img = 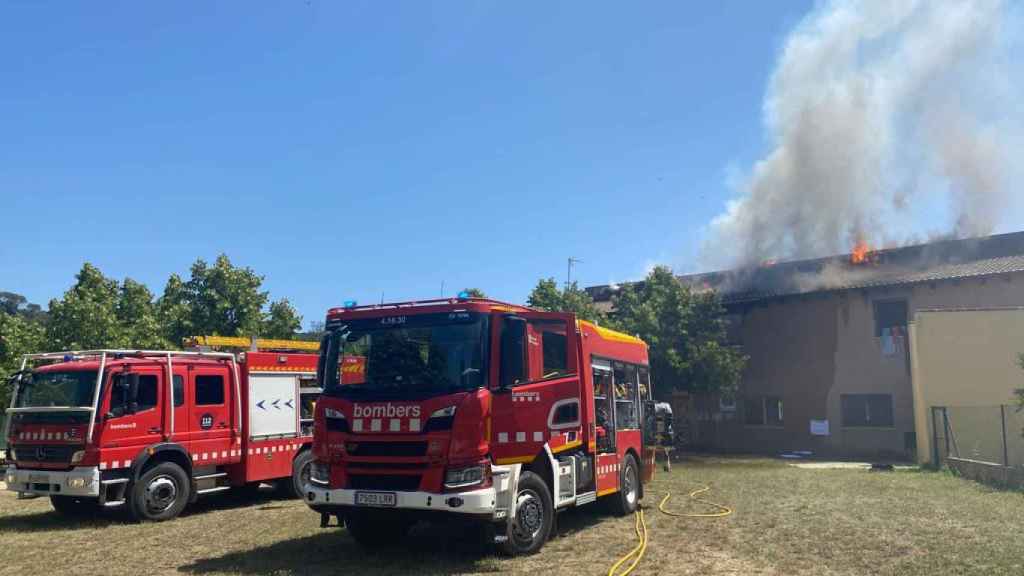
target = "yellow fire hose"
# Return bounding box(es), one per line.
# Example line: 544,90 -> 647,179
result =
658,483 -> 734,519
607,483 -> 733,576
607,508 -> 648,576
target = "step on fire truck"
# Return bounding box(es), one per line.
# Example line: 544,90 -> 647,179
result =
3,337 -> 324,521
304,298 -> 658,555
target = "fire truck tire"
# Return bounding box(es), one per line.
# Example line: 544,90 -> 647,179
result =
344,510 -> 413,547
278,449 -> 314,499
501,471 -> 554,556
610,454 -> 640,516
49,495 -> 99,517
129,461 -> 190,522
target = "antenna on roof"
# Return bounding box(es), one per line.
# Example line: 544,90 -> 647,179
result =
567,257 -> 583,290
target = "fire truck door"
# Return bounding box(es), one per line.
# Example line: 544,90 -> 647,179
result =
188,366 -> 234,464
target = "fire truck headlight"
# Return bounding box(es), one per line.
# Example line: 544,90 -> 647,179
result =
444,461 -> 490,490
70,450 -> 85,464
310,461 -> 330,485
67,477 -> 86,489
5,471 -> 16,484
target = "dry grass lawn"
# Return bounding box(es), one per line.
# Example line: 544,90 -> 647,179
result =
1,456 -> 1022,575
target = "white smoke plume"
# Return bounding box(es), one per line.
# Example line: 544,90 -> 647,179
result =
705,0 -> 1020,269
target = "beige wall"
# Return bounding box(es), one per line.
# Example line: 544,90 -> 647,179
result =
725,272 -> 1024,459
910,308 -> 1024,465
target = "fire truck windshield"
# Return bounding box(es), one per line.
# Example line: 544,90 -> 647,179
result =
14,371 -> 97,409
323,312 -> 489,399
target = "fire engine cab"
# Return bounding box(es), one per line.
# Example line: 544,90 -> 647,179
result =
4,339 -> 322,521
305,298 -> 656,555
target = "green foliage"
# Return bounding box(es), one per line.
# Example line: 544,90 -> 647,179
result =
526,278 -> 607,323
0,312 -> 45,408
46,264 -> 127,350
263,299 -> 303,339
610,266 -> 746,397
155,255 -> 305,344
461,288 -> 487,298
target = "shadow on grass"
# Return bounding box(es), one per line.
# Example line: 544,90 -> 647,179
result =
0,508 -> 122,533
182,505 -> 614,575
180,523 -> 506,575
0,487 -> 284,533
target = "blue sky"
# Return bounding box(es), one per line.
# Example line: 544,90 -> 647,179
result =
0,1 -> 816,327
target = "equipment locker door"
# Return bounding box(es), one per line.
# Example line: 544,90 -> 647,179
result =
188,365 -> 234,465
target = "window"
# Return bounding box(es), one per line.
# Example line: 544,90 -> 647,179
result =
528,319 -> 570,380
638,367 -> 651,401
549,399 -> 580,429
874,300 -> 908,336
745,396 -> 783,426
613,362 -> 638,430
109,374 -> 158,413
841,394 -> 894,427
173,375 -> 184,407
765,397 -> 783,426
592,363 -> 614,452
195,375 -> 225,406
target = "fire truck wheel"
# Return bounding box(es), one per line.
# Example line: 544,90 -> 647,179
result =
49,495 -> 99,517
501,471 -> 553,556
344,510 -> 413,547
129,461 -> 190,522
278,449 -> 313,499
610,454 -> 640,516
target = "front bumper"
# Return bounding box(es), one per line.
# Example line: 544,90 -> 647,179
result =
4,466 -> 101,498
304,483 -> 499,519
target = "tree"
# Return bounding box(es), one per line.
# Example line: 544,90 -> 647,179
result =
263,299 -> 303,339
46,263 -> 125,350
117,279 -> 169,349
461,288 -> 487,298
0,311 -> 45,408
610,266 -> 746,398
526,278 -> 607,323
158,255 -> 269,344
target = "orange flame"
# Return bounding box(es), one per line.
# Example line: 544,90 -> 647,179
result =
851,240 -> 872,265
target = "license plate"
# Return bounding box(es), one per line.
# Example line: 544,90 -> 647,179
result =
355,491 -> 397,507
28,474 -> 48,484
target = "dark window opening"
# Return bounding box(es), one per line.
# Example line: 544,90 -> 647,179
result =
173,375 -> 184,407
841,394 -> 894,427
195,375 -> 225,406
745,396 -> 783,426
874,300 -> 908,337
552,401 -> 579,425
110,374 -> 158,413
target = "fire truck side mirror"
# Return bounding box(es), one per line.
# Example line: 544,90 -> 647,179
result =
499,315 -> 527,390
126,374 -> 141,414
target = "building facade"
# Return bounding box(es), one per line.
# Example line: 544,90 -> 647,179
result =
589,232 -> 1024,460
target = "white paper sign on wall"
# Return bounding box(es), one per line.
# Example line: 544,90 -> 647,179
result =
810,419 -> 830,436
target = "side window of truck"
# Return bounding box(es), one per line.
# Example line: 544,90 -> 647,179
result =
173,375 -> 184,407
109,374 -> 159,413
195,375 -> 225,405
527,319 -> 570,380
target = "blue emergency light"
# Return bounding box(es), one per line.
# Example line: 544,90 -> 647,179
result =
343,300 -> 358,308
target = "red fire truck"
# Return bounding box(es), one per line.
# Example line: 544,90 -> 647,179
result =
3,340 -> 322,521
305,297 -> 656,555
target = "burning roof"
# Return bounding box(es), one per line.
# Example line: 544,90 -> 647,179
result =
588,231 -> 1024,306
